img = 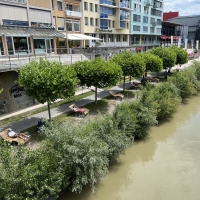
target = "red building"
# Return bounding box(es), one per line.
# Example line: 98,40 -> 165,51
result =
163,12 -> 179,21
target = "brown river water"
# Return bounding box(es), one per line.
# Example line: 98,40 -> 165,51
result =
59,94 -> 200,200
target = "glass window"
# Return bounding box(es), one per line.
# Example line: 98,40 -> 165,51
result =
133,14 -> 141,22
66,19 -> 72,31
74,20 -> 80,32
6,36 -> 14,55
90,18 -> 93,26
95,18 -> 98,26
95,4 -> 98,12
51,39 -> 54,52
84,2 -> 88,10
0,37 -> 4,56
34,39 -> 46,54
112,21 -> 115,28
143,16 -> 148,23
57,0 -> 62,10
90,3 -> 93,11
85,17 -> 88,25
66,4 -> 72,11
133,25 -> 140,31
13,37 -> 28,54
51,0 -> 54,9
143,26 -> 148,32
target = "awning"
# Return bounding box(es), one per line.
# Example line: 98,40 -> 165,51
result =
62,33 -> 102,40
0,26 -> 65,38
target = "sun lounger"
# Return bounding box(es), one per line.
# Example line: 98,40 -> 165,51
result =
131,82 -> 140,90
109,90 -> 124,100
69,103 -> 89,117
0,129 -> 30,145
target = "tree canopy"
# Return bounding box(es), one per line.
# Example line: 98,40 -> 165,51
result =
72,58 -> 122,103
149,47 -> 176,69
18,58 -> 79,119
142,52 -> 163,72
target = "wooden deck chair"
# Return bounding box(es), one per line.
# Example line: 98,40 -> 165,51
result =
69,103 -> 89,117
0,129 -> 30,145
109,90 -> 124,100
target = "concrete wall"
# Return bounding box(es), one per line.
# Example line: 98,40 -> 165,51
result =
0,71 -> 37,115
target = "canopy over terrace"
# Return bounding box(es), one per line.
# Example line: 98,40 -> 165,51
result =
62,33 -> 102,47
0,26 -> 65,56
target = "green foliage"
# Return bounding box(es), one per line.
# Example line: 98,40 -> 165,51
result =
72,58 -> 122,88
111,50 -> 145,77
192,61 -> 200,81
0,145 -> 64,200
168,71 -> 197,99
169,46 -> 188,66
149,47 -> 176,69
142,52 -> 163,72
42,120 -> 109,193
18,58 -> 79,104
154,82 -> 181,120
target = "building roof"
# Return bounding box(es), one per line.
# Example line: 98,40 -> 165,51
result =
162,21 -> 183,26
163,12 -> 179,21
0,26 -> 65,37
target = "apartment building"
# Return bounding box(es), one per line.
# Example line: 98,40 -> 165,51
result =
0,0 -> 64,56
0,0 -> 65,115
130,0 -> 163,48
82,0 -> 131,47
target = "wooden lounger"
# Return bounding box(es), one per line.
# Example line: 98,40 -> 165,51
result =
109,90 -> 124,100
0,129 -> 30,145
69,103 -> 89,117
131,82 -> 140,90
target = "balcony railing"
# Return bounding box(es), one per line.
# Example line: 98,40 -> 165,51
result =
65,10 -> 81,18
100,0 -> 117,7
0,0 -> 27,4
100,13 -> 109,19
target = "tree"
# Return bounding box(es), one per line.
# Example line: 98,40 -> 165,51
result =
149,47 -> 176,70
18,58 -> 79,120
72,58 -> 122,104
111,51 -> 145,90
0,88 -> 3,93
169,46 -> 188,70
142,52 -> 163,73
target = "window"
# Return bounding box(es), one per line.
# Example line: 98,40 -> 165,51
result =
66,4 -> 72,11
133,25 -> 140,31
34,39 -> 46,54
90,3 -> 93,11
95,4 -> 98,12
90,18 -> 93,26
0,37 -> 4,55
109,20 -> 111,28
143,26 -> 148,32
51,0 -> 54,9
143,16 -> 148,23
95,18 -> 98,26
133,14 -> 140,22
57,17 -> 64,30
57,0 -> 62,10
74,20 -> 80,32
112,21 -> 115,28
85,17 -> 88,25
84,2 -> 88,10
66,19 -> 72,31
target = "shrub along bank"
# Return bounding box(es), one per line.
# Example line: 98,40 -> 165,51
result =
1,61 -> 200,200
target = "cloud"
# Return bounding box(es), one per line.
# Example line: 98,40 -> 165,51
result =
163,0 -> 200,16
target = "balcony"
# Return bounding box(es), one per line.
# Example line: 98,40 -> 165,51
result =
120,2 -> 131,10
0,0 -> 27,4
100,13 -> 109,19
100,0 -> 118,8
145,1 -> 153,7
65,10 -> 81,18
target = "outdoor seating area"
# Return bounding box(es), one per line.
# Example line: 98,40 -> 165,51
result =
109,90 -> 124,100
131,82 -> 141,90
0,129 -> 30,145
69,103 -> 90,117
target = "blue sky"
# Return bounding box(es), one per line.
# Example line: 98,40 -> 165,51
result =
163,0 -> 200,16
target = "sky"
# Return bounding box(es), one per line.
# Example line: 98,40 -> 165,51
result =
163,0 -> 200,16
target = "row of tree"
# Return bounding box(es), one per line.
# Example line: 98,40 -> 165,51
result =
18,46 -> 188,120
1,61 -> 200,200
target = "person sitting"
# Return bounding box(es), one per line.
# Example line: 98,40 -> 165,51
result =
36,119 -> 43,132
73,106 -> 84,113
7,128 -> 29,140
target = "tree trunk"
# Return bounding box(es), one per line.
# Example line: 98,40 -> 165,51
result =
95,87 -> 97,104
123,76 -> 126,91
47,102 -> 51,120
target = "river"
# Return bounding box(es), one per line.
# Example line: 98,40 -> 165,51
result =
59,94 -> 200,200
